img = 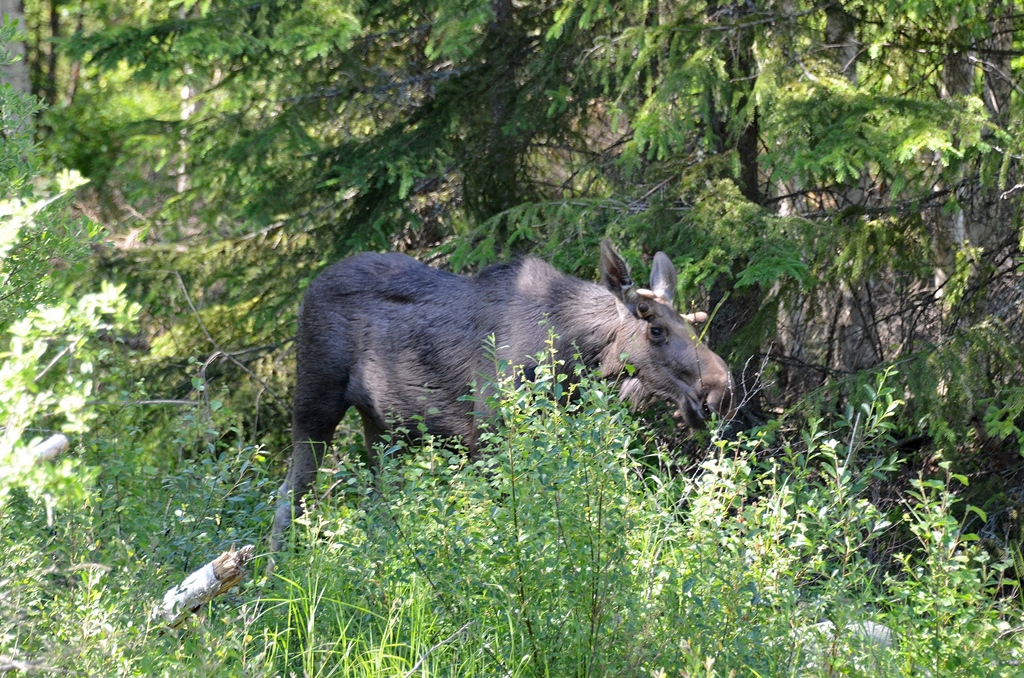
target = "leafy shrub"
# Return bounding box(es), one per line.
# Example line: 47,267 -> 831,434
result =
2,340 -> 1020,675
1,20 -> 139,513
261,355 -> 1022,676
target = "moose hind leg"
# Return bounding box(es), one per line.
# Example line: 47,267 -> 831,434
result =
270,388 -> 349,552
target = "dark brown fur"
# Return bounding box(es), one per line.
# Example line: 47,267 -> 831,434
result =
270,241 -> 733,549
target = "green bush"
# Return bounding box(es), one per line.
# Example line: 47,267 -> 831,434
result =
1,19 -> 138,516
261,356 -> 1022,677
2,342 -> 1020,675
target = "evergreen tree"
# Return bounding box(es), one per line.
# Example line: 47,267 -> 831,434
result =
23,0 -> 1024,484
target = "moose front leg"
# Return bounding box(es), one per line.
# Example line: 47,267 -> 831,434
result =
269,437 -> 330,553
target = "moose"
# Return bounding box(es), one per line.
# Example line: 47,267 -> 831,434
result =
270,240 -> 734,550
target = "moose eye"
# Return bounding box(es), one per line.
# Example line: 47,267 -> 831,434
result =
648,325 -> 665,340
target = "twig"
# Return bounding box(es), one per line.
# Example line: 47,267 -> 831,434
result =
172,271 -> 289,409
32,345 -> 73,384
997,625 -> 1024,640
1000,183 -> 1024,200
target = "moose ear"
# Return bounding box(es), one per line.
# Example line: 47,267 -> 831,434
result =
600,240 -> 639,306
649,252 -> 677,306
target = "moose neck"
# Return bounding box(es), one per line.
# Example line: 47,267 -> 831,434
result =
552,279 -> 639,377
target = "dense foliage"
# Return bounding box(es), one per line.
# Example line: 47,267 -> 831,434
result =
2,0 -> 1024,674
3,354 -> 1022,675
34,0 -> 1024,449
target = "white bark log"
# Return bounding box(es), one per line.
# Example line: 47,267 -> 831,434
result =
30,434 -> 69,463
158,544 -> 255,627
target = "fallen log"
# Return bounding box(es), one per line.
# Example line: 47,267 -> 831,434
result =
158,544 -> 255,628
30,434 -> 69,463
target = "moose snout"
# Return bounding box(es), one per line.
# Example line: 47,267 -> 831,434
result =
702,376 -> 736,423
680,377 -> 735,428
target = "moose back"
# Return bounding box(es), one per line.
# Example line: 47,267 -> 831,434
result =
270,240 -> 734,549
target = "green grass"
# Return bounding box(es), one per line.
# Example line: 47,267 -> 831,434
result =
2,360 -> 1022,676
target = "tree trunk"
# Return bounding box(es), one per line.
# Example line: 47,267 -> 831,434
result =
776,2 -> 882,383
931,16 -> 974,298
982,4 -> 1013,126
825,4 -> 858,85
43,0 -> 59,106
705,0 -> 761,204
825,3 -> 882,375
175,6 -> 202,195
463,0 -> 521,221
0,0 -> 31,95
64,8 -> 82,104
